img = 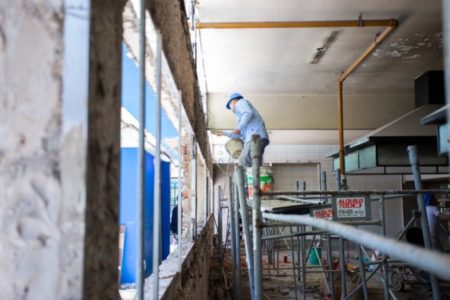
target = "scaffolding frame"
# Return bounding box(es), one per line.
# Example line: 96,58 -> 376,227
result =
229,135 -> 450,300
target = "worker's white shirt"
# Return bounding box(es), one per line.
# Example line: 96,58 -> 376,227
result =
426,205 -> 439,236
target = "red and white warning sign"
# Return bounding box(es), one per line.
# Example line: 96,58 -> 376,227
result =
311,207 -> 333,220
333,196 -> 370,220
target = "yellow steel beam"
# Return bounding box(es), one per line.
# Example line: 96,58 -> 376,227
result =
196,19 -> 398,29
337,21 -> 398,178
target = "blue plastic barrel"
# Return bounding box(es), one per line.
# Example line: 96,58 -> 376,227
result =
119,148 -> 171,284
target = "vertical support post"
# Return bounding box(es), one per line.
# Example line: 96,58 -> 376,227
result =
152,30 -> 163,300
407,145 -> 441,300
337,80 -> 345,178
236,167 -> 255,299
177,91 -> 183,273
218,186 -> 223,252
191,136 -> 197,240
136,1 -> 146,299
358,245 -> 369,300
334,169 -> 341,191
379,195 -> 389,300
444,0 -> 450,157
339,237 -> 347,298
251,135 -> 263,300
234,183 -> 242,300
290,227 -> 298,300
296,226 -> 301,284
229,177 -> 237,298
326,235 -> 335,300
301,226 -> 306,299
206,178 -> 210,222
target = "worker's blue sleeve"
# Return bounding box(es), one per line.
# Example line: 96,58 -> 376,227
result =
223,131 -> 241,139
235,100 -> 254,131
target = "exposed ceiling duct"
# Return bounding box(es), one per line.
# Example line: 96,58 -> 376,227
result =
329,105 -> 448,174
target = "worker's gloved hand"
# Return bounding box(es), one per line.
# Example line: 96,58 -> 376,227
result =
232,128 -> 241,135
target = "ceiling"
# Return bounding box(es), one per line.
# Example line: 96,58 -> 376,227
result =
196,0 -> 444,144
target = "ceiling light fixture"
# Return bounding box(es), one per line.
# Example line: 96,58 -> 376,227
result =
308,30 -> 340,64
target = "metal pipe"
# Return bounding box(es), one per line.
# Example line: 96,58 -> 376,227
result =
407,145 -> 441,300
251,135 -> 263,300
136,0 -> 146,298
337,80 -> 345,177
290,227 -> 298,300
379,195 -> 389,300
301,226 -> 306,299
235,167 -> 255,300
339,237 -> 347,298
218,186 -> 223,250
327,235 -> 336,300
263,212 -> 450,280
262,189 -> 450,196
191,137 -> 197,240
177,90 -> 183,273
229,177 -> 237,299
234,183 -> 241,300
337,22 -> 398,178
444,0 -> 450,163
340,25 -> 397,81
262,219 -> 381,228
151,30 -> 163,300
345,261 -> 381,300
358,245 -> 369,300
276,195 -> 324,204
196,19 -> 398,29
262,230 -> 327,240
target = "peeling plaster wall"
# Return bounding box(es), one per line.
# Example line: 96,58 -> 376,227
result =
82,0 -> 125,299
0,1 -> 65,299
147,0 -> 213,173
160,217 -> 214,300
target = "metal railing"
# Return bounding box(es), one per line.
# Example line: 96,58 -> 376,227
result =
230,135 -> 450,300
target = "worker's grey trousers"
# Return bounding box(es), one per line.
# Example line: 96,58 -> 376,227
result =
238,138 -> 270,167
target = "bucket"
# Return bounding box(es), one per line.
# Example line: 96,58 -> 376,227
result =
225,138 -> 244,159
247,167 -> 273,198
309,247 -> 322,266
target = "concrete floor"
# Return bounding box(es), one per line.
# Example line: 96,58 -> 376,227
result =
213,246 -> 450,300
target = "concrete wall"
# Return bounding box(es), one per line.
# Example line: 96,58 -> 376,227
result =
0,0 -> 126,298
147,0 -> 213,173
83,0 -> 125,298
0,1 -> 71,299
208,93 -> 415,130
160,217 -> 214,300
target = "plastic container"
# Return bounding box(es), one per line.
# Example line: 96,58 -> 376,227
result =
225,138 -> 244,159
247,167 -> 273,198
119,148 -> 171,285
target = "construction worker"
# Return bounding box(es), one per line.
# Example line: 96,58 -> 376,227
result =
215,92 -> 270,167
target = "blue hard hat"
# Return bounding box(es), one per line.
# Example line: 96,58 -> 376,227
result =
226,92 -> 243,110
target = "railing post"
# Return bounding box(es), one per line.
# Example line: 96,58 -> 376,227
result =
234,182 -> 242,300
379,195 -> 389,299
407,145 -> 441,300
151,30 -> 163,300
235,167 -> 255,299
251,135 -> 263,300
136,0 -> 146,299
229,177 -> 237,299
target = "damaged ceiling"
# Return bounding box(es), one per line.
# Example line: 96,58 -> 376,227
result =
196,0 -> 444,144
